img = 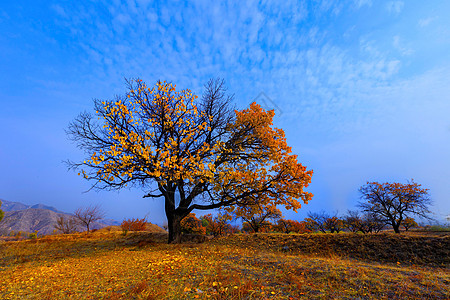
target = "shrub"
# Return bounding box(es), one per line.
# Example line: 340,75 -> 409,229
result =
28,231 -> 38,239
121,217 -> 148,235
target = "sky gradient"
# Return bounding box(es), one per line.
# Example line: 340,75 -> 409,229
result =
1,1 -> 449,225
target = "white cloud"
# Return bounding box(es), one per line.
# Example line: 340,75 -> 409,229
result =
354,0 -> 372,8
418,16 -> 438,27
386,1 -> 404,14
393,35 -> 413,55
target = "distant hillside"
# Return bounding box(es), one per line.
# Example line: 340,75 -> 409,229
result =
0,208 -> 115,236
0,199 -> 29,212
0,199 -> 120,236
0,199 -> 66,214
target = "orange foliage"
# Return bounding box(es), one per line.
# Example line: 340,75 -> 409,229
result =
121,218 -> 147,232
402,217 -> 418,231
201,213 -> 232,236
276,219 -> 311,234
181,213 -> 206,235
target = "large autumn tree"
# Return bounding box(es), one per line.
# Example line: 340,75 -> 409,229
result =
358,180 -> 431,233
67,78 -> 313,243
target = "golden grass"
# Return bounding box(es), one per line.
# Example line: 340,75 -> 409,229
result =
0,231 -> 448,299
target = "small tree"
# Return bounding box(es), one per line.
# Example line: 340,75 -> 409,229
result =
180,213 -> 206,235
74,205 -> 105,233
343,210 -> 363,233
360,212 -> 385,233
276,219 -> 310,234
201,213 -> 230,237
305,211 -> 329,233
324,216 -> 344,233
0,201 -> 4,223
233,203 -> 282,233
359,180 -> 431,233
54,216 -> 79,234
402,217 -> 418,231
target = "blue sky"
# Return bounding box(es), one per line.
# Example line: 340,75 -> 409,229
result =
1,0 -> 449,225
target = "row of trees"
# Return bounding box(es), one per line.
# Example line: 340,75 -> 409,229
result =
177,212 -> 311,235
305,210 -> 418,234
176,209 -> 419,236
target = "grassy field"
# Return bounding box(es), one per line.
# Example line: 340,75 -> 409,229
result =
0,231 -> 449,299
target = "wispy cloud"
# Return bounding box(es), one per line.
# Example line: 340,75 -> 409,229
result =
386,1 -> 404,14
418,16 -> 438,27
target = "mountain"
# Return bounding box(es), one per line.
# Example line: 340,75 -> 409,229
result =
0,199 -> 29,211
0,199 -> 66,214
0,199 -> 120,236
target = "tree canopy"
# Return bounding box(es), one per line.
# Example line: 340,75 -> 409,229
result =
67,78 -> 313,243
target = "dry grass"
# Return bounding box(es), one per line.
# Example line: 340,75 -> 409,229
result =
0,231 -> 448,299
211,231 -> 450,267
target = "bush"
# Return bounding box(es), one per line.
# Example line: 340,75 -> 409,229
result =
28,231 -> 38,239
121,217 -> 148,235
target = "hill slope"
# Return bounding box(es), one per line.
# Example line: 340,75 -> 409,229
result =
0,199 -> 121,235
0,208 -> 114,235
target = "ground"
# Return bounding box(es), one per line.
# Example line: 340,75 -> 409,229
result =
0,230 -> 448,299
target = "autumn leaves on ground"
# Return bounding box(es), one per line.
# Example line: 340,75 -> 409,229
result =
1,229 -> 449,299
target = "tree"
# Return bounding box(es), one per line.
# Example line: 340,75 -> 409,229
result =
233,203 -> 282,233
324,216 -> 344,233
180,213 -> 206,235
54,215 -> 79,234
276,219 -> 310,234
74,205 -> 105,233
343,210 -> 363,233
402,217 -> 418,231
359,180 -> 431,233
67,79 -> 313,243
360,212 -> 385,233
0,201 -> 4,223
304,211 -> 328,233
201,213 -> 231,236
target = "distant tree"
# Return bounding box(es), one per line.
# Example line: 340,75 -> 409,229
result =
343,210 -> 363,233
324,216 -> 344,233
74,205 -> 105,233
0,200 -> 4,223
233,203 -> 282,233
276,219 -> 310,234
359,180 -> 431,233
201,213 -> 230,237
360,212 -> 385,233
402,217 -> 418,231
54,216 -> 79,234
67,78 -> 313,243
305,211 -> 328,233
180,213 -> 206,235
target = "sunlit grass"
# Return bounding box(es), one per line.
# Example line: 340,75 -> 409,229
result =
0,231 -> 448,299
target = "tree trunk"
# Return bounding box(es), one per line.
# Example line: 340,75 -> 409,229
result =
167,213 -> 183,243
392,222 -> 400,233
165,190 -> 183,244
